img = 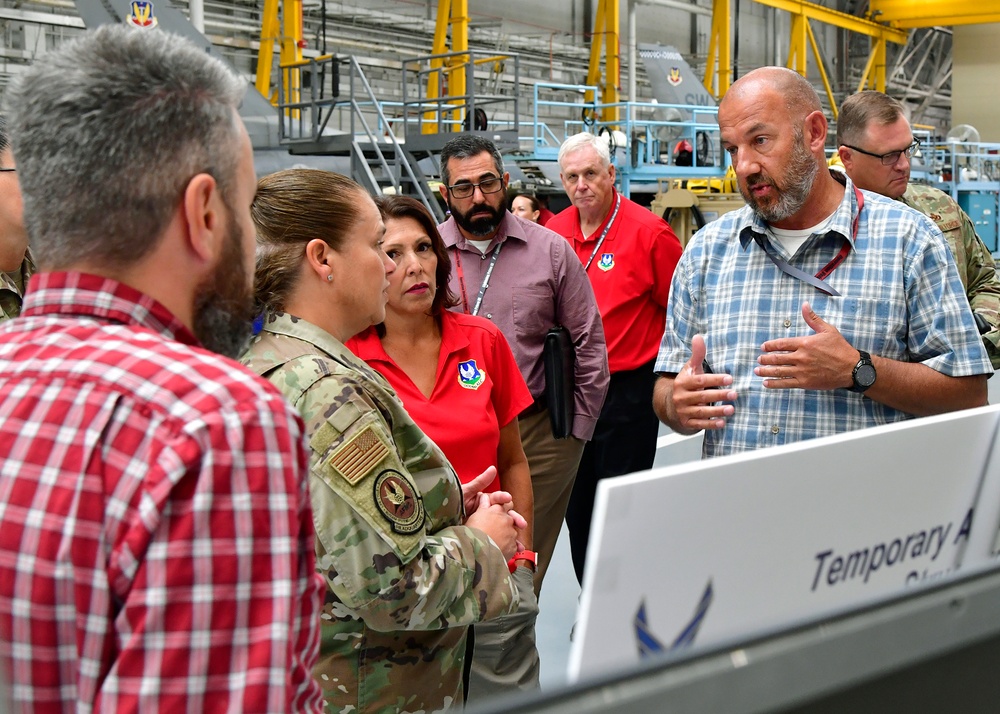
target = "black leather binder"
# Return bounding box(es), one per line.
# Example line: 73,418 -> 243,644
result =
543,325 -> 575,439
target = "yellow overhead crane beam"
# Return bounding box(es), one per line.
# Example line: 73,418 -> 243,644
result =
751,0 -> 909,118
585,0 -> 621,125
869,0 -> 1000,28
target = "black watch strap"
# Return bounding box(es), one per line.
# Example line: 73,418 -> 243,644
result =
850,350 -> 876,393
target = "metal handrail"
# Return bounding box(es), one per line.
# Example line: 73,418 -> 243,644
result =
277,54 -> 443,222
399,48 -> 520,139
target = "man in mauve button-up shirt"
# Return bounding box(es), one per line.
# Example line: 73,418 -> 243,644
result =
437,135 -> 609,608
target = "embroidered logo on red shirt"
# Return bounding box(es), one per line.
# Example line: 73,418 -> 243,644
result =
458,359 -> 485,389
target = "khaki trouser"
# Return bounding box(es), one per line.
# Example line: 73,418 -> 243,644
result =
517,408 -> 585,598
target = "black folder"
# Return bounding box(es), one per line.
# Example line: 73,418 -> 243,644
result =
543,326 -> 575,439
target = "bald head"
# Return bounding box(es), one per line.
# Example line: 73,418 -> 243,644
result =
719,67 -> 837,227
722,67 -> 822,124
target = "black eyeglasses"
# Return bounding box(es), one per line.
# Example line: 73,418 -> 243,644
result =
0,168 -> 15,173
446,176 -> 503,199
842,140 -> 920,166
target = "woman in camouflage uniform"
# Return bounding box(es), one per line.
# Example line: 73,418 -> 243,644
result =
242,168 -> 523,713
347,196 -> 541,701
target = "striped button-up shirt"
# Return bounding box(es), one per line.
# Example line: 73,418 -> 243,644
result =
0,272 -> 324,712
656,175 -> 993,458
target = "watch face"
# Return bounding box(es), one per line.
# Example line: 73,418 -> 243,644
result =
855,364 -> 877,388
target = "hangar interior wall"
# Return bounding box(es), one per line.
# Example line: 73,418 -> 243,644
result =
952,23 -> 1000,142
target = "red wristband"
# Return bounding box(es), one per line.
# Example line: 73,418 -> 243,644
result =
507,550 -> 538,573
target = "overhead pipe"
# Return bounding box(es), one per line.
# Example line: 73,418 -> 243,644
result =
637,0 -> 712,17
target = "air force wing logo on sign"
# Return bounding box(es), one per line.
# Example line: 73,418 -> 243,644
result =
127,1 -> 159,28
634,580 -> 714,658
458,359 -> 485,389
598,253 -> 615,272
668,67 -> 683,86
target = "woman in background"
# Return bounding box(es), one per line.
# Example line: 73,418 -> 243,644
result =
510,192 -> 541,223
243,169 -> 523,713
348,195 -> 541,700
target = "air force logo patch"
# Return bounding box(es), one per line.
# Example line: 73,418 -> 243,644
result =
374,469 -> 425,534
598,252 -> 615,272
127,1 -> 159,28
668,67 -> 683,86
458,359 -> 485,389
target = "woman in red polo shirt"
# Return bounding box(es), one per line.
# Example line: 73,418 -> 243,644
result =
347,195 -> 539,700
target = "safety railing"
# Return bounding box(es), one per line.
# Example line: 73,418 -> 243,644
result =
398,48 -> 520,139
276,53 -> 443,221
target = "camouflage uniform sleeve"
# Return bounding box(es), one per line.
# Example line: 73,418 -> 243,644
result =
956,209 -> 1000,369
0,272 -> 22,323
297,372 -> 518,632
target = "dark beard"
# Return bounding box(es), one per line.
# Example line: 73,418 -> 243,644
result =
192,212 -> 254,359
740,131 -> 819,224
450,201 -> 504,237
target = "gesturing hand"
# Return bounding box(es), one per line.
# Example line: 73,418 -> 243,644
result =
669,334 -> 737,432
755,302 -> 858,390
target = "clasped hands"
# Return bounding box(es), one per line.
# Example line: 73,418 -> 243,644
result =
461,465 -> 527,561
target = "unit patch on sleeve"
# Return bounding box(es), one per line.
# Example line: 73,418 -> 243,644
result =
374,469 -> 426,534
326,424 -> 391,485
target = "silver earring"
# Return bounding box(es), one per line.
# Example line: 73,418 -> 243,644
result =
327,275 -> 333,282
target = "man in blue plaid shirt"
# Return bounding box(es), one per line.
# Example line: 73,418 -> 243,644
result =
653,67 -> 993,458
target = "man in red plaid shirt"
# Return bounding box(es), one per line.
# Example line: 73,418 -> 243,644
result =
0,25 -> 324,712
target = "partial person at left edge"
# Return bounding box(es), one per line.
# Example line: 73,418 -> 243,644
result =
0,25 -> 324,713
0,114 -> 32,322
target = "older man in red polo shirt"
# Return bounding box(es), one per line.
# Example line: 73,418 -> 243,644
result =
548,131 -> 683,584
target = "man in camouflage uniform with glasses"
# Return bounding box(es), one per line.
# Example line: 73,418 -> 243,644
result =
838,90 -> 1000,368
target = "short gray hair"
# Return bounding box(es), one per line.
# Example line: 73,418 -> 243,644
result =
558,132 -> 610,169
0,115 -> 9,154
3,24 -> 246,270
439,134 -> 504,187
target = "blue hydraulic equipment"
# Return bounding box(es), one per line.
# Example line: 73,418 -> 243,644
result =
910,128 -> 1000,256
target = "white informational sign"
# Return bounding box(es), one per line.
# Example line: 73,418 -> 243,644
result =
568,405 -> 1000,682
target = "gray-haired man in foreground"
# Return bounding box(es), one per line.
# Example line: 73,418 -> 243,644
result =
0,25 -> 324,711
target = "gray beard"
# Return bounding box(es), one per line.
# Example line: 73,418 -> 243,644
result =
742,139 -> 820,224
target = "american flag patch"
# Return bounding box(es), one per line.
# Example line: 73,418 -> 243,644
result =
327,425 -> 391,485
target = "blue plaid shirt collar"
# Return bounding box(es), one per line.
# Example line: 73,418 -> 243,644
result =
737,171 -> 862,254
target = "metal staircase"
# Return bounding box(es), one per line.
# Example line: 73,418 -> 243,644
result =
278,53 -> 446,222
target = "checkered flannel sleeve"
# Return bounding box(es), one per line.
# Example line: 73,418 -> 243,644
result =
0,385 -> 325,712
